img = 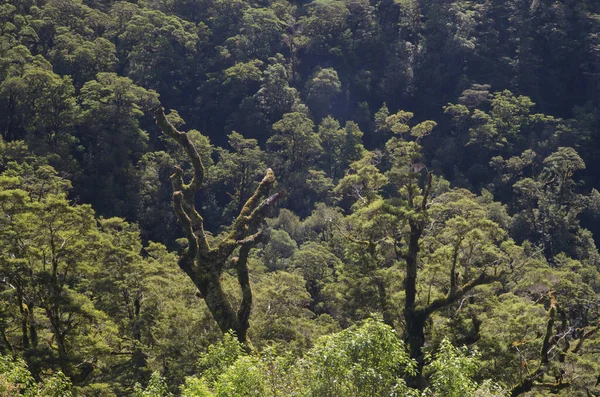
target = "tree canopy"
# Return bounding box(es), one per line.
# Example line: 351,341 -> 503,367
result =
3,0 -> 600,396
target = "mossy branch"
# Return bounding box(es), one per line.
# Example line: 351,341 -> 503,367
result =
153,106 -> 279,343
172,191 -> 198,274
423,270 -> 501,317
540,292 -> 557,365
218,170 -> 279,260
233,238 -> 259,338
154,106 -> 205,193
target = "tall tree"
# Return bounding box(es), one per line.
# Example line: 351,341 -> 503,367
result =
153,107 -> 280,343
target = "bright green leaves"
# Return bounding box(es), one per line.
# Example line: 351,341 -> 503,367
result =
179,319 -> 418,397
79,72 -> 158,122
375,103 -> 413,135
0,157 -> 209,392
173,319 -> 508,396
511,147 -> 596,261
0,355 -> 73,397
196,332 -> 244,385
183,332 -> 260,396
223,60 -> 263,85
133,372 -> 172,397
0,356 -> 35,395
445,88 -> 570,158
374,104 -> 437,141
541,146 -> 586,187
424,339 -> 505,397
421,190 -> 512,301
425,339 -> 479,396
303,318 -> 416,397
249,271 -> 322,351
488,91 -> 535,140
335,151 -> 388,208
0,161 -> 117,383
213,356 -> 268,397
411,120 -> 437,139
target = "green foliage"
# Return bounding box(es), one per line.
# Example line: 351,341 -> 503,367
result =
0,356 -> 34,395
35,372 -> 72,397
299,318 -> 416,397
249,271 -> 328,352
133,372 -> 172,397
196,332 -> 245,384
3,0 -> 600,395
76,72 -> 159,217
181,377 -> 214,397
268,112 -> 323,173
0,355 -> 72,397
424,339 -> 480,396
305,68 -> 342,118
213,356 -> 268,397
264,229 -> 297,270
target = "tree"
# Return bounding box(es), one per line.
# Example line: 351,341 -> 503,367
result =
505,290 -> 600,396
135,151 -> 180,246
333,128 -> 521,386
0,63 -> 78,169
423,339 -> 506,397
299,0 -> 351,70
318,116 -> 365,180
246,63 -> 299,134
387,139 -> 517,384
92,218 -> 155,384
111,5 -> 203,107
305,67 -> 342,119
225,7 -> 284,62
289,241 -> 340,312
50,31 -> 117,87
0,161 -> 118,384
268,112 -> 322,173
77,72 -> 158,218
511,147 -> 599,262
153,107 -> 280,343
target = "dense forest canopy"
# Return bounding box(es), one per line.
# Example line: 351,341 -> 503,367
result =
2,0 -> 600,395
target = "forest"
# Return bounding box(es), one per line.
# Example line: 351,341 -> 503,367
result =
2,0 -> 600,395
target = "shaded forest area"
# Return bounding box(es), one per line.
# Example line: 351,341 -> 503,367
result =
3,0 -> 600,395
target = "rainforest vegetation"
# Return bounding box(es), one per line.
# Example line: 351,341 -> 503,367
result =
2,0 -> 600,395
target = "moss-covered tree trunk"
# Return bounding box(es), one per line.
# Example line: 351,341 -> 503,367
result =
154,107 -> 279,344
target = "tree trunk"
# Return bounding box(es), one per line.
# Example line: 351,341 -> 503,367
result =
375,278 -> 394,327
28,303 -> 38,348
405,308 -> 427,387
